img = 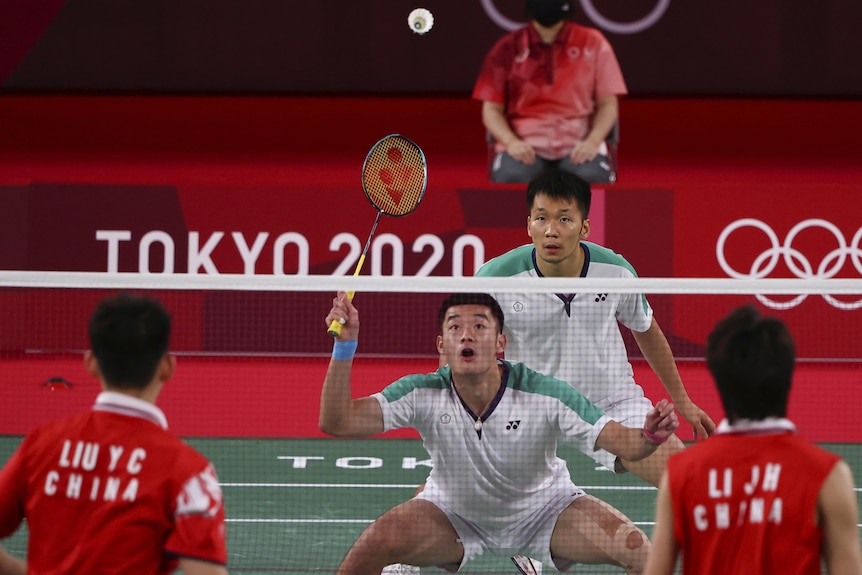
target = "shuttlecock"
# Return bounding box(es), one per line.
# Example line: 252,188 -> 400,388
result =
408,8 -> 434,35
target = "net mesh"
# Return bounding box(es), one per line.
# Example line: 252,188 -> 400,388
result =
1,272 -> 860,574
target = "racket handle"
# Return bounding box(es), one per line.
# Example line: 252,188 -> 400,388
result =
327,227 -> 371,337
327,289 -> 356,337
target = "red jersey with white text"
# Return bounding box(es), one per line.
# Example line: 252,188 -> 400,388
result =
0,392 -> 227,574
472,21 -> 627,160
667,419 -> 839,575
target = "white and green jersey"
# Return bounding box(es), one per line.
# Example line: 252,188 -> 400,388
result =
373,360 -> 611,531
476,242 -> 653,404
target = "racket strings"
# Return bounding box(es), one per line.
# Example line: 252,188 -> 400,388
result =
362,136 -> 427,216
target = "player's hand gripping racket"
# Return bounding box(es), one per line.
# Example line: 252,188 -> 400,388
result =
327,134 -> 428,337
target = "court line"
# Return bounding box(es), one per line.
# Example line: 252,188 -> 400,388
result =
223,518 -> 660,526
220,483 -> 657,490
221,483 -> 862,493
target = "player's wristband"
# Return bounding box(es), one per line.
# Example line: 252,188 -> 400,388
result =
332,340 -> 358,361
642,428 -> 668,445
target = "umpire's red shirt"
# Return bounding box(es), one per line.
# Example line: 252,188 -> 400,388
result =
0,392 -> 228,574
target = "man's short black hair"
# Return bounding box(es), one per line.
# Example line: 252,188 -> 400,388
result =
706,305 -> 795,421
438,293 -> 505,334
89,293 -> 172,389
526,168 -> 591,218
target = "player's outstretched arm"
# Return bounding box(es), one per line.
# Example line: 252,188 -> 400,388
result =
820,460 -> 862,574
632,318 -> 716,439
595,399 -> 679,462
319,292 -> 385,438
0,545 -> 25,575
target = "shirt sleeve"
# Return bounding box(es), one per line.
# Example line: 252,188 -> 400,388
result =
165,462 -> 228,565
471,35 -> 513,105
558,405 -> 614,455
375,372 -> 447,433
526,365 -> 613,455
373,392 -> 400,432
0,448 -> 25,538
606,252 -> 652,332
373,376 -> 422,432
593,31 -> 628,98
615,291 -> 653,333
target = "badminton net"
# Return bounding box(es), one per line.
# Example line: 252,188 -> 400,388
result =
1,271 -> 860,574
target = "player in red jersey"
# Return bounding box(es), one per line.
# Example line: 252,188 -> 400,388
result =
645,305 -> 862,575
0,294 -> 228,575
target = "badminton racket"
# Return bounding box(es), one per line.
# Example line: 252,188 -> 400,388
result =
327,134 -> 428,337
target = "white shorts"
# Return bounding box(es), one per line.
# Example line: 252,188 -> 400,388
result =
415,480 -> 585,572
590,392 -> 655,472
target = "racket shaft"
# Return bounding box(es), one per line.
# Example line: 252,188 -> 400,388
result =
327,211 -> 381,337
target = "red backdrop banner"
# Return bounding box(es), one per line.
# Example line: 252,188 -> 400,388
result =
1,96 -> 861,360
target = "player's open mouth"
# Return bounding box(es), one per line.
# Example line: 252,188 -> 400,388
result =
461,349 -> 474,358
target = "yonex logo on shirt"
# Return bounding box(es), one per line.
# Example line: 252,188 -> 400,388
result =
506,420 -> 521,430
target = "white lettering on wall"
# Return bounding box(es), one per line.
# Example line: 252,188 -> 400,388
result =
371,233 -> 404,276
233,232 -> 269,275
273,232 -> 309,275
97,230 -> 487,276
96,230 -> 132,273
189,231 -> 224,274
139,231 -> 175,273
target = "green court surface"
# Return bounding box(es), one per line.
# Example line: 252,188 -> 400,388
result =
1,437 -> 860,574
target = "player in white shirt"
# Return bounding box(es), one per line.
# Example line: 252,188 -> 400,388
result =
476,168 -> 715,486
319,292 -> 679,574
479,242 -> 650,408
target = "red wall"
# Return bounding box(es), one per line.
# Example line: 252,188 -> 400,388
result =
1,95 -> 861,442
2,95 -> 861,358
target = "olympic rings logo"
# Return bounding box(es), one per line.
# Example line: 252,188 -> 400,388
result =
716,218 -> 862,310
480,0 -> 672,34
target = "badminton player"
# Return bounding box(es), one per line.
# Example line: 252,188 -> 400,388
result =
320,292 -> 679,574
644,306 -> 862,574
475,169 -> 713,574
476,168 -> 715,487
0,294 -> 229,575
